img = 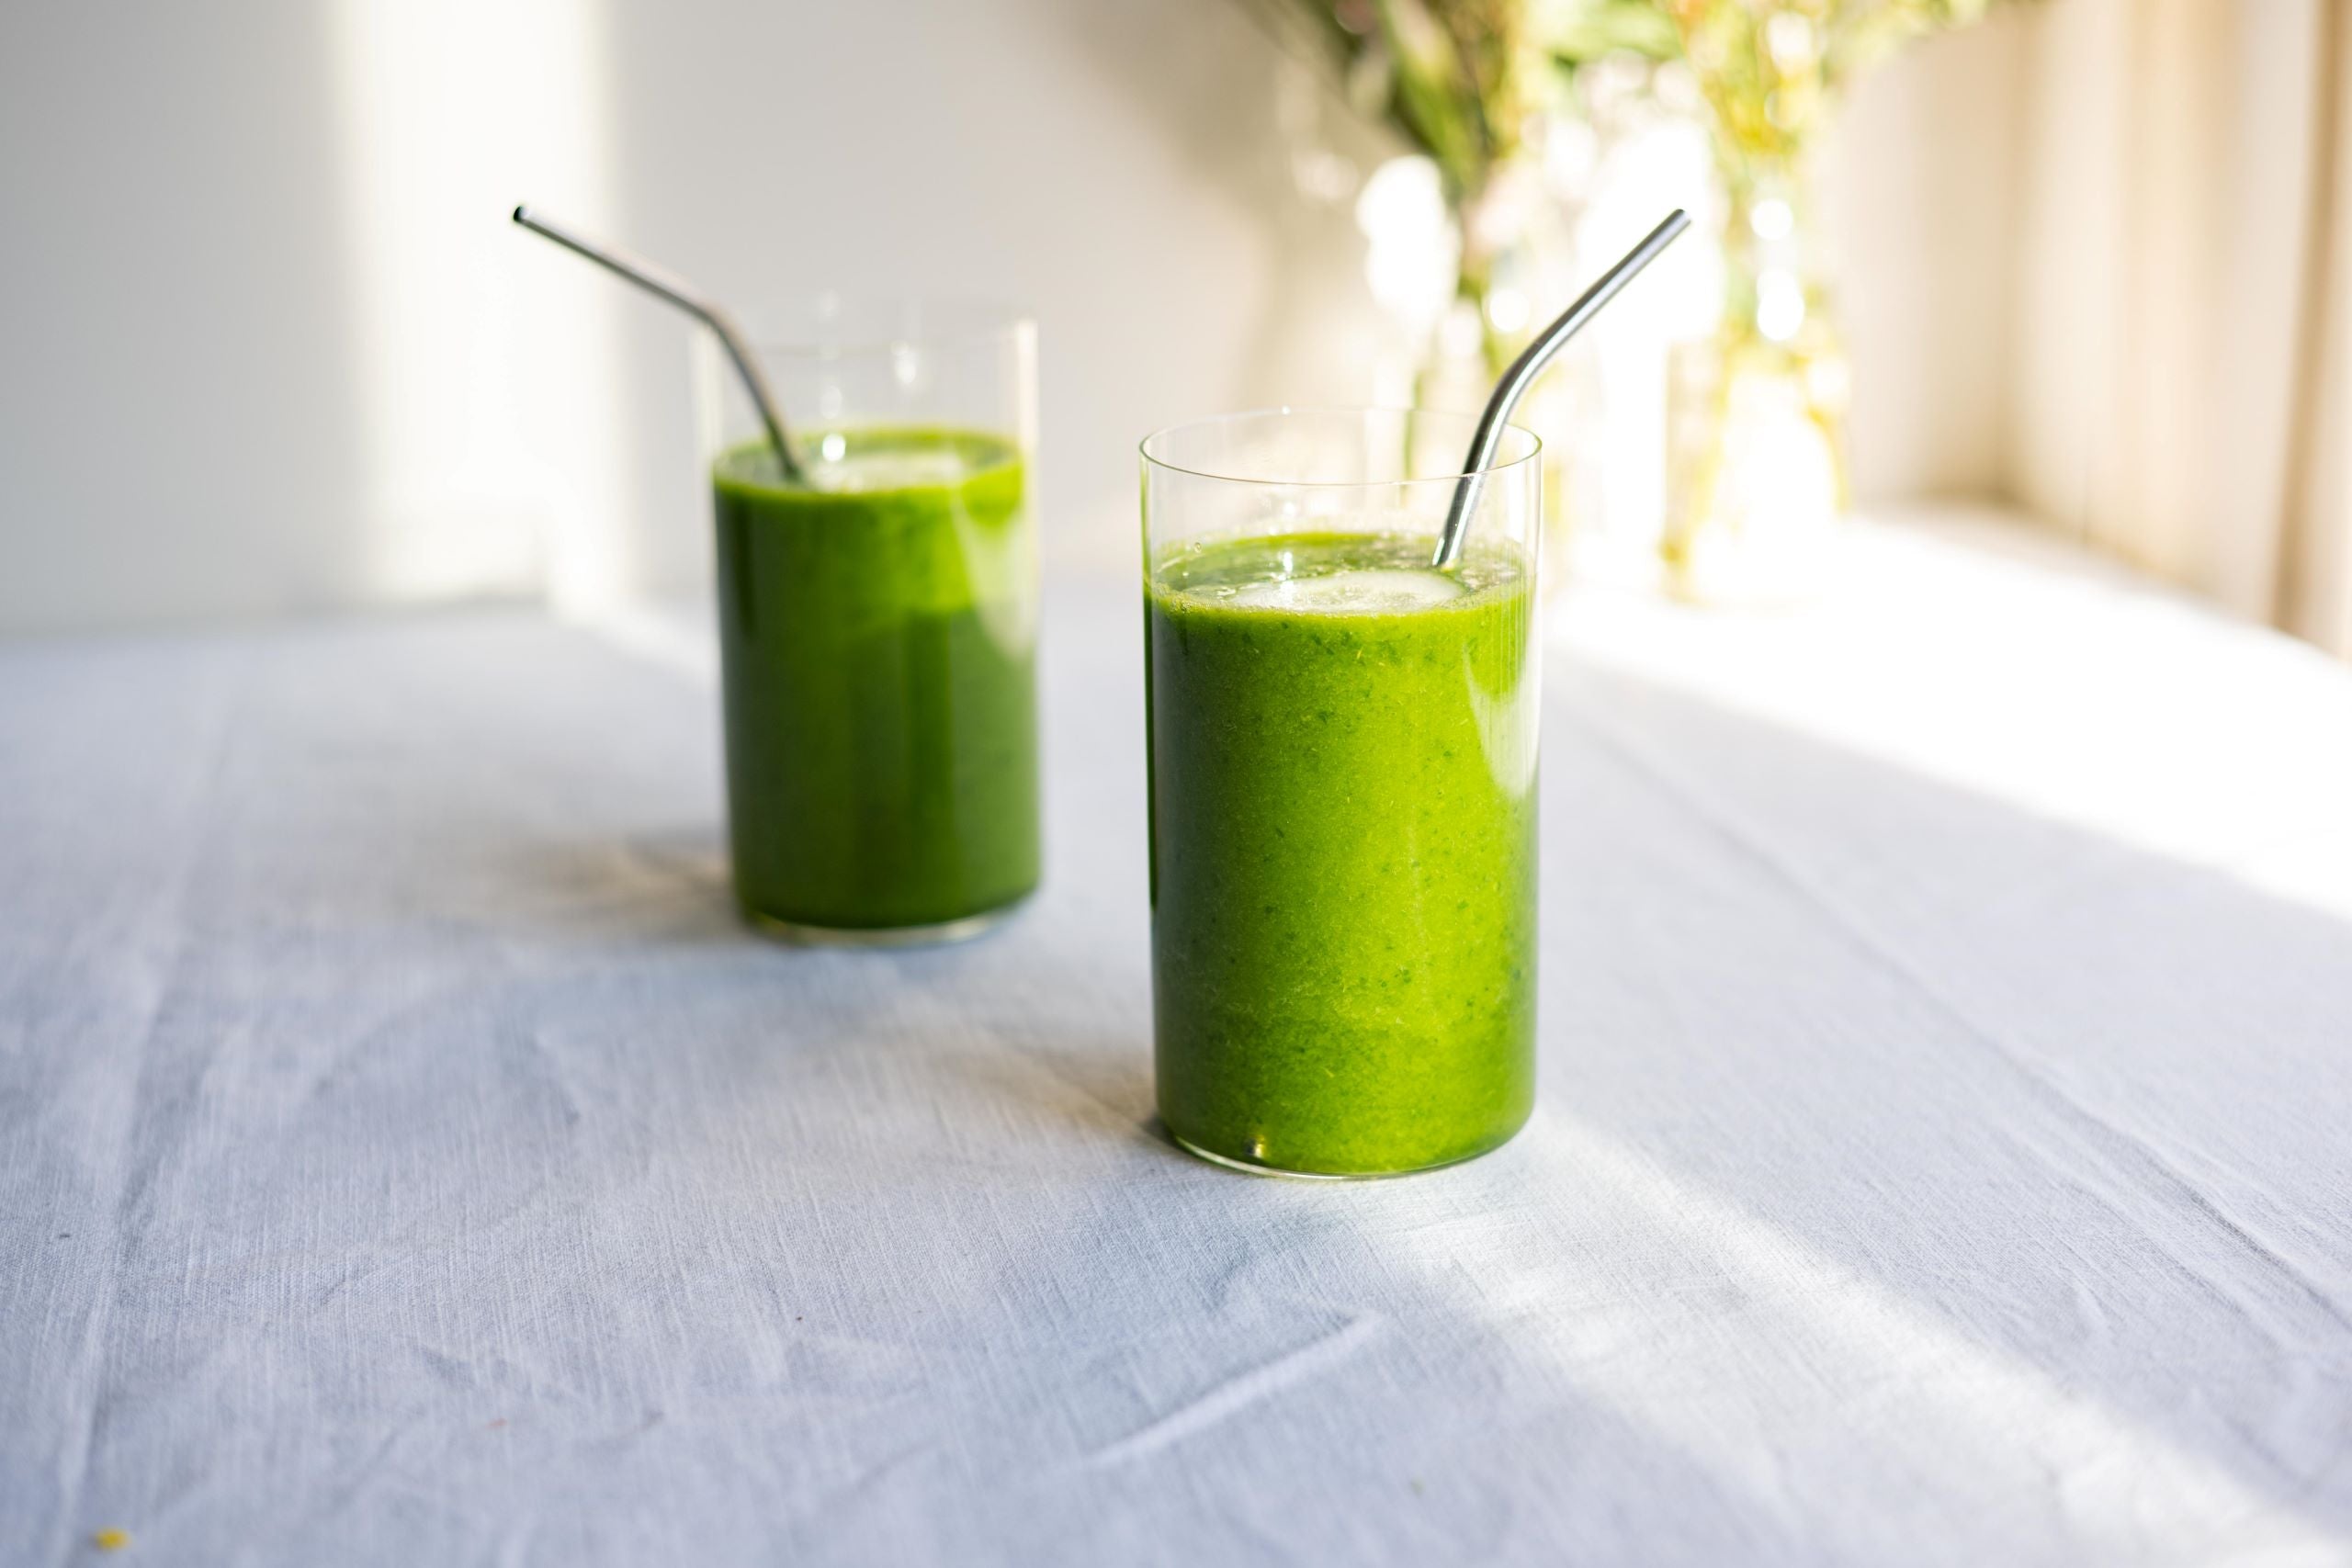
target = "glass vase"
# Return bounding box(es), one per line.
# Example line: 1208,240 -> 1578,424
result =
1664,157 -> 1849,604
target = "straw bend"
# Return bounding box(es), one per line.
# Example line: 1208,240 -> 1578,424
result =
1430,209 -> 1691,569
511,204 -> 804,483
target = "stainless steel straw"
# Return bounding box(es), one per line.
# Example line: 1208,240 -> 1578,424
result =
511,204 -> 806,484
1430,209 -> 1691,569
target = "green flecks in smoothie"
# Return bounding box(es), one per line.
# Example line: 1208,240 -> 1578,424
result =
1147,530 -> 1538,1175
714,426 -> 1040,931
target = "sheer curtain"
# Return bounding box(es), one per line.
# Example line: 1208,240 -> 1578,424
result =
2007,0 -> 2352,654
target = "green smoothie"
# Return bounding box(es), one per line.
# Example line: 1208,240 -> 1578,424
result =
713,426 -> 1039,935
1146,529 -> 1538,1175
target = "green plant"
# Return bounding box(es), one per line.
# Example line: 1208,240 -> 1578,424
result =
1252,0 -> 1679,370
1261,0 -> 2017,361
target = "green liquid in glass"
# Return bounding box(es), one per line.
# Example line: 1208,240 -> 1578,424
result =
1147,530 -> 1538,1175
713,427 -> 1040,933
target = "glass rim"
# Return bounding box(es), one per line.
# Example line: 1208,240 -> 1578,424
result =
1137,406 -> 1542,488
741,294 -> 1035,359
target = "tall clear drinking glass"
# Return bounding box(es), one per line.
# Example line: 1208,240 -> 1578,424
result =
1140,409 -> 1543,1177
706,299 -> 1040,944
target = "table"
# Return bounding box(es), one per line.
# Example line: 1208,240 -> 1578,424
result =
7,511 -> 2352,1565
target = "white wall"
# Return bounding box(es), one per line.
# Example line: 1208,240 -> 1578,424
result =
0,0 -> 2025,635
1821,8 -> 2030,506
1,3 -> 375,632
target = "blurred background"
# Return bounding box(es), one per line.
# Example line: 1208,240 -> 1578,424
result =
1,0 -> 2344,653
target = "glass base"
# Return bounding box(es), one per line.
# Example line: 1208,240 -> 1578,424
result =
1168,1123 -> 1523,1181
742,895 -> 1028,949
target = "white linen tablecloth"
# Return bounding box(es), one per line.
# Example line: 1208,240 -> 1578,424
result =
7,512 -> 2352,1565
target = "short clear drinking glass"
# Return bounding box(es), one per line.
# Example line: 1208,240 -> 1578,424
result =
1140,409 -> 1543,1177
705,299 -> 1041,943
